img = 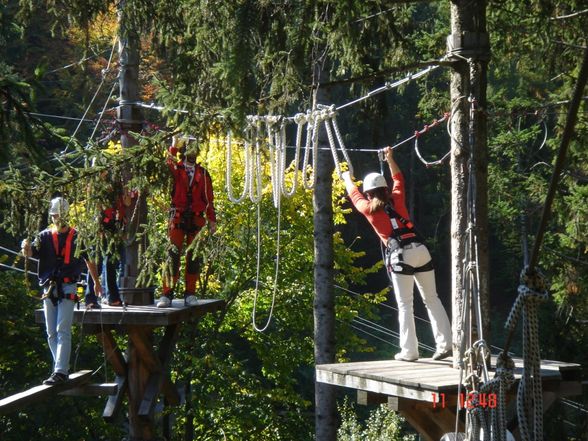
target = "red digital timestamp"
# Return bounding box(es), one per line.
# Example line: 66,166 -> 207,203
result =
431,392 -> 497,409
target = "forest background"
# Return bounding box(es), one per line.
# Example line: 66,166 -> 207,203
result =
0,0 -> 587,440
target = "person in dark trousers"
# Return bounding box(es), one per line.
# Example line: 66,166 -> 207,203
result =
85,168 -> 130,308
156,136 -> 216,308
21,197 -> 103,384
341,147 -> 452,362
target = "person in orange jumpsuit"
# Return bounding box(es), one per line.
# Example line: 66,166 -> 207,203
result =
156,136 -> 216,308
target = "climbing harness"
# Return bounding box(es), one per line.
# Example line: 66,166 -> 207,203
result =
382,204 -> 431,276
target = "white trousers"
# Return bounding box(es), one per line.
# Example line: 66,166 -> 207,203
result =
388,243 -> 452,358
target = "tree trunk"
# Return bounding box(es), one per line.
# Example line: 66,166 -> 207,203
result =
117,2 -> 145,290
449,0 -> 490,365
313,86 -> 337,441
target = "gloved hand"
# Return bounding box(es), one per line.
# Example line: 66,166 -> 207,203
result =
21,239 -> 32,257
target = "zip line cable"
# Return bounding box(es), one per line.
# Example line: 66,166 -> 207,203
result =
24,112 -> 96,123
353,316 -> 436,352
45,48 -> 114,75
335,61 -> 445,112
342,319 -> 401,348
0,262 -> 36,276
60,37 -> 119,156
69,79 -> 120,167
0,245 -> 39,262
560,398 -> 588,414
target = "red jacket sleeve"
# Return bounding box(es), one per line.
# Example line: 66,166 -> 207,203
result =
348,186 -> 370,216
202,169 -> 216,223
390,171 -> 410,220
167,146 -> 180,176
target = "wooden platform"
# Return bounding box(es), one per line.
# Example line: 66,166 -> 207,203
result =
34,298 -> 224,326
317,356 -> 583,441
31,298 -> 225,440
316,355 -> 582,402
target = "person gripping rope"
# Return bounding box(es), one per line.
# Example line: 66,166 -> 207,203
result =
156,135 -> 216,308
341,147 -> 452,362
21,197 -> 103,385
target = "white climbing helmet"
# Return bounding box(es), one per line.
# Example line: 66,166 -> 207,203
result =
48,197 -> 70,217
362,173 -> 387,192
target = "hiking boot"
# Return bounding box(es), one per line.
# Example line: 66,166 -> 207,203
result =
43,372 -> 68,385
184,294 -> 198,307
157,296 -> 172,308
432,349 -> 452,361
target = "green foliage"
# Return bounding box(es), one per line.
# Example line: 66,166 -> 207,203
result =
337,397 -> 415,441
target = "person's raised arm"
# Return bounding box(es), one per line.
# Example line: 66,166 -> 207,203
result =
385,146 -> 401,176
341,171 -> 357,195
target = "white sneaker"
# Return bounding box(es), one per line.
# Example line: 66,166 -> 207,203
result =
394,352 -> 418,362
184,295 -> 198,306
156,296 -> 171,308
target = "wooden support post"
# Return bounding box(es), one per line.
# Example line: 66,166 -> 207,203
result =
127,326 -> 155,439
313,83 -> 337,441
139,324 -> 180,418
96,330 -> 127,376
449,0 -> 490,367
103,375 -> 128,422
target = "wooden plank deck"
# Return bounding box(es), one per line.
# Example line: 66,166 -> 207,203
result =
317,355 -> 583,441
316,356 -> 582,403
34,298 -> 224,326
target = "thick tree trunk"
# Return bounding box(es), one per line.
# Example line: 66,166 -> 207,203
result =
449,0 -> 490,366
117,3 -> 145,290
313,88 -> 337,441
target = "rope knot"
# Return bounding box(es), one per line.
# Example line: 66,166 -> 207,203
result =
293,112 -> 307,125
519,266 -> 549,302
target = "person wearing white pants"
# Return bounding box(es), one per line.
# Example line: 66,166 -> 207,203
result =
342,147 -> 452,362
387,243 -> 451,360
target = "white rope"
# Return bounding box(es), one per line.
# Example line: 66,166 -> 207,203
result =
302,111 -> 319,190
248,119 -> 263,203
280,113 -> 306,197
317,105 -> 355,178
330,110 -> 355,178
225,130 -> 250,203
265,116 -> 283,208
251,183 -> 282,332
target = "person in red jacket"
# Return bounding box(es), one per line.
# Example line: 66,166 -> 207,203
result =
157,135 -> 217,308
341,147 -> 451,362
